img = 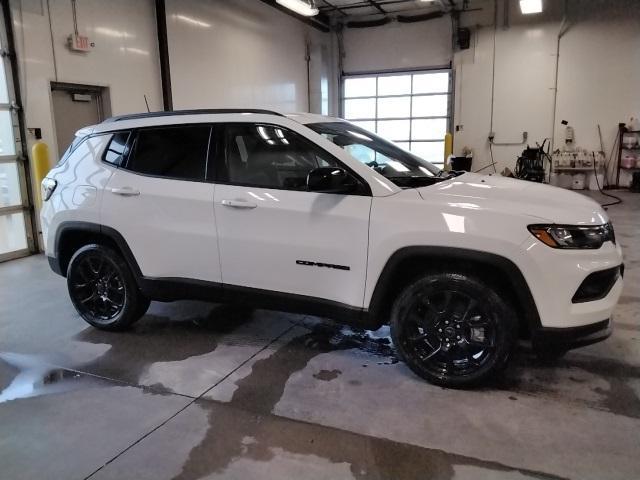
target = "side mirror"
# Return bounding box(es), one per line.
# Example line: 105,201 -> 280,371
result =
307,167 -> 358,194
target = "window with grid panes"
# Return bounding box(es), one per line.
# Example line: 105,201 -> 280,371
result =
342,71 -> 451,167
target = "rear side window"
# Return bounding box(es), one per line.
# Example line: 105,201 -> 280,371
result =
57,135 -> 87,166
126,125 -> 211,181
103,131 -> 130,166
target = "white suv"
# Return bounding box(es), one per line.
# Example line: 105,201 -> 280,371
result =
41,109 -> 624,387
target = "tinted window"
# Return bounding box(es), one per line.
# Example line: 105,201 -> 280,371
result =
127,126 -> 211,181
103,131 -> 130,166
222,124 -> 338,190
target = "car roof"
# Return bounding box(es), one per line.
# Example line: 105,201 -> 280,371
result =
285,112 -> 346,125
78,109 -> 345,137
102,109 -> 285,123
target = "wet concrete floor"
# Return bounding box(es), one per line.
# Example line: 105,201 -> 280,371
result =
0,190 -> 638,480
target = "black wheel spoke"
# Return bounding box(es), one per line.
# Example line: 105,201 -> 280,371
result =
103,296 -> 119,307
408,332 -> 429,342
418,296 -> 439,318
80,292 -> 98,304
469,318 -> 491,328
461,298 -> 477,323
78,263 -> 93,282
440,291 -> 453,315
422,345 -> 441,361
467,336 -> 495,348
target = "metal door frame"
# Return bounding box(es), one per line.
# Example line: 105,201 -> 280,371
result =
50,82 -> 109,121
50,81 -> 111,158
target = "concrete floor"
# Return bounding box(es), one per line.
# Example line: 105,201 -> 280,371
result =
0,191 -> 638,480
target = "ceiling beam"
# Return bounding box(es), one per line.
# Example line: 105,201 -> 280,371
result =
319,0 -> 348,16
318,0 -> 430,13
366,0 -> 387,14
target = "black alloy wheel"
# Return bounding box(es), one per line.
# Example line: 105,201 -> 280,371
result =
391,272 -> 516,387
67,244 -> 149,331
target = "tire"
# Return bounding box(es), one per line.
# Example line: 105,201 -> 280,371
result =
66,244 -> 148,331
390,271 -> 517,388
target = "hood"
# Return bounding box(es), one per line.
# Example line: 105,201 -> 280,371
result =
417,173 -> 608,225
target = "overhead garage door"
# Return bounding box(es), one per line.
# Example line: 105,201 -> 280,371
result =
0,1 -> 34,262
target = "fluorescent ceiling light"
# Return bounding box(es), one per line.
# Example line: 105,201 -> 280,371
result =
120,47 -> 149,56
95,27 -> 134,38
520,0 -> 543,14
173,14 -> 211,28
276,0 -> 319,17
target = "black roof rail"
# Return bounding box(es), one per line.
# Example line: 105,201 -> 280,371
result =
102,109 -> 284,123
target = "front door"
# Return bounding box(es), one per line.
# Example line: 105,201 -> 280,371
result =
101,124 -> 221,283
213,123 -> 371,308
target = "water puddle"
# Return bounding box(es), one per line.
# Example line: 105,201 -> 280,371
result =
0,352 -> 104,403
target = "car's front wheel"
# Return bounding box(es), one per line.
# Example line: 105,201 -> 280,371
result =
390,271 -> 516,388
67,244 -> 149,331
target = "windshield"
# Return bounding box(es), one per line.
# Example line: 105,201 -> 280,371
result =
307,121 -> 445,188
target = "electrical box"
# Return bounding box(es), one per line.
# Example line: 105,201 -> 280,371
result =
68,34 -> 91,52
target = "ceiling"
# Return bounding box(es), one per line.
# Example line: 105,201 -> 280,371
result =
317,0 -> 464,19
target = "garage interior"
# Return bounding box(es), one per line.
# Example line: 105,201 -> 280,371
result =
0,0 -> 638,479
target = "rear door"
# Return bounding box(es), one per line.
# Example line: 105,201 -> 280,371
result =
213,123 -> 372,308
101,124 -> 221,283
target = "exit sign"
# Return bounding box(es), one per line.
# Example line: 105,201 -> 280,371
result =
68,34 -> 91,52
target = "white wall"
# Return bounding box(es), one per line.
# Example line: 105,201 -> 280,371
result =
12,0 -> 162,159
455,0 -> 640,183
453,0 -> 563,173
165,0 -> 334,114
553,2 -> 640,185
339,0 -> 640,185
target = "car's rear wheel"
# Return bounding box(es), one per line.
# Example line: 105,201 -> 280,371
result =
67,244 -> 148,331
390,272 -> 516,388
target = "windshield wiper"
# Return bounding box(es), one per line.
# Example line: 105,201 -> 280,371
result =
385,176 -> 441,187
436,170 -> 466,179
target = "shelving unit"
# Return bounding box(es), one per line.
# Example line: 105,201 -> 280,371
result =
616,126 -> 640,187
550,150 -> 602,190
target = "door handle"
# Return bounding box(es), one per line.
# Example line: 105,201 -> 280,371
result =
221,199 -> 257,209
110,187 -> 140,196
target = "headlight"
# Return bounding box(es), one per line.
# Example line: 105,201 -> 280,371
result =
41,177 -> 57,202
528,223 -> 615,249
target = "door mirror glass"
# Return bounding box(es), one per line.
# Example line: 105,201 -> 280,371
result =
307,167 -> 357,194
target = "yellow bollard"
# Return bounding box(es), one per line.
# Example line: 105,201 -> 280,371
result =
444,132 -> 453,171
31,129 -> 51,207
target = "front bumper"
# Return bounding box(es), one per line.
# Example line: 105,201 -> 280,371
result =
518,236 -> 624,329
532,318 -> 612,351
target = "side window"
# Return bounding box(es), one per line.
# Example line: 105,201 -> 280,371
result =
103,131 -> 130,166
126,125 -> 211,181
221,124 -> 338,190
56,135 -> 87,167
